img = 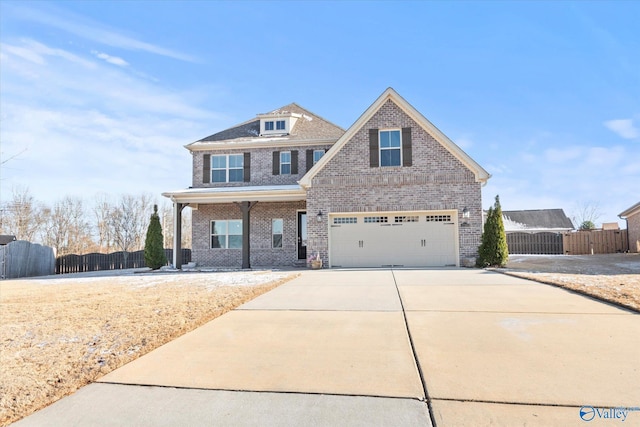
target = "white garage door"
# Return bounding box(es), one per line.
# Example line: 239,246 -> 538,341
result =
329,211 -> 458,268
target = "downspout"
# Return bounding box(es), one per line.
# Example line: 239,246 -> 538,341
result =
618,214 -> 629,253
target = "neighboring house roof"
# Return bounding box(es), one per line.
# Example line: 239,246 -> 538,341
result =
186,103 -> 345,151
619,201 -> 640,218
0,235 -> 17,245
162,185 -> 306,204
502,209 -> 574,231
300,87 -> 491,187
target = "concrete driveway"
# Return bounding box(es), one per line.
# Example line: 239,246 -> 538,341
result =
14,269 -> 640,426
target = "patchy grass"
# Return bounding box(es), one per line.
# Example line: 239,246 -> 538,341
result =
0,271 -> 297,426
503,254 -> 640,313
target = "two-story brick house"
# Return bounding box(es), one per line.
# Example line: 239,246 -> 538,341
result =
163,88 -> 490,268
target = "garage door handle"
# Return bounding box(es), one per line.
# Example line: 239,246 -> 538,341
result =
359,240 -> 364,248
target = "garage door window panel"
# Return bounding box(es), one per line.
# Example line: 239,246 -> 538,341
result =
364,216 -> 388,223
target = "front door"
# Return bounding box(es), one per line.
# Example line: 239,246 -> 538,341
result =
297,211 -> 307,259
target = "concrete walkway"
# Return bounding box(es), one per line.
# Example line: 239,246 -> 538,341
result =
14,269 -> 640,426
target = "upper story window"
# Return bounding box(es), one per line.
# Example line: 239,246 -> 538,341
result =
212,154 -> 244,183
280,151 -> 291,175
379,130 -> 402,167
369,127 -> 411,168
262,119 -> 288,134
313,149 -> 325,164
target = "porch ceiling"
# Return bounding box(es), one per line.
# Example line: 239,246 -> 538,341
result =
162,185 -> 306,204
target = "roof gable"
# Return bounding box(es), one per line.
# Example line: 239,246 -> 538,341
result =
186,103 -> 344,151
300,88 -> 490,187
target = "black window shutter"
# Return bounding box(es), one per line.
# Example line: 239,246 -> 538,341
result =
402,127 -> 412,167
306,149 -> 314,172
369,129 -> 379,167
243,152 -> 251,182
272,151 -> 280,175
203,154 -> 211,183
291,150 -> 298,174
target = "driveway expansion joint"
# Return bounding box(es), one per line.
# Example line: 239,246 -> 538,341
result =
391,268 -> 438,427
96,381 -> 427,402
432,397 -> 591,409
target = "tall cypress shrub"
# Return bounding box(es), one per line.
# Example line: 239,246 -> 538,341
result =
144,204 -> 167,270
477,195 -> 509,267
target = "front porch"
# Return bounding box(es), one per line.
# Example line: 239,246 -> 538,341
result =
162,185 -> 308,269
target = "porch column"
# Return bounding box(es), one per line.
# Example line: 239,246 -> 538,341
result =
173,201 -> 184,269
237,201 -> 257,269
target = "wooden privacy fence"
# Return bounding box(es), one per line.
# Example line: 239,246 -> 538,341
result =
56,249 -> 192,274
1,240 -> 56,279
507,232 -> 564,255
562,230 -> 628,255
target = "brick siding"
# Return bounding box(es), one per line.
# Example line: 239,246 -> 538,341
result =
192,201 -> 306,267
307,99 -> 483,266
189,98 -> 485,268
627,211 -> 640,253
192,145 -> 333,188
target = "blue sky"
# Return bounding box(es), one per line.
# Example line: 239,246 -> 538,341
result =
1,1 -> 638,226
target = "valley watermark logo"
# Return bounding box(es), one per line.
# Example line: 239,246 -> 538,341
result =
580,405 -> 640,422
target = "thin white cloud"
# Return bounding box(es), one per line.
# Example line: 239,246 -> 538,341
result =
7,3 -> 196,63
604,118 -> 639,140
544,146 -> 583,163
0,38 -> 224,206
2,39 -> 96,68
482,136 -> 640,226
91,50 -> 128,67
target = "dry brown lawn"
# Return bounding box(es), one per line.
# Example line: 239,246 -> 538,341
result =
0,270 -> 297,426
504,253 -> 640,312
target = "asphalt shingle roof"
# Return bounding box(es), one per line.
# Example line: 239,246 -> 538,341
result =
502,209 -> 574,230
194,103 -> 345,145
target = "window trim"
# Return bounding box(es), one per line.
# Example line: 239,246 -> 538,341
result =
272,218 -> 283,248
379,129 -> 402,167
210,219 -> 242,249
280,151 -> 292,175
211,154 -> 244,183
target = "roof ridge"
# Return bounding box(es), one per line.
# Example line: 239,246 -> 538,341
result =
269,102 -> 346,132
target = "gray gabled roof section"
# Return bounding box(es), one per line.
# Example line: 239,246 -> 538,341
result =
502,209 -> 574,231
189,103 -> 345,148
0,235 -> 17,245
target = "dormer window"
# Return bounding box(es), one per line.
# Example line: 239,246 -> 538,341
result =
259,112 -> 300,136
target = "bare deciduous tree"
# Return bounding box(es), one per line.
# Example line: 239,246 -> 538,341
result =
160,202 -> 192,249
571,200 -> 603,229
0,186 -> 44,241
93,193 -> 115,253
109,193 -> 154,253
42,197 -> 93,256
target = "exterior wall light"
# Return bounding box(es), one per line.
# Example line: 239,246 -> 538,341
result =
317,210 -> 323,222
461,207 -> 471,227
